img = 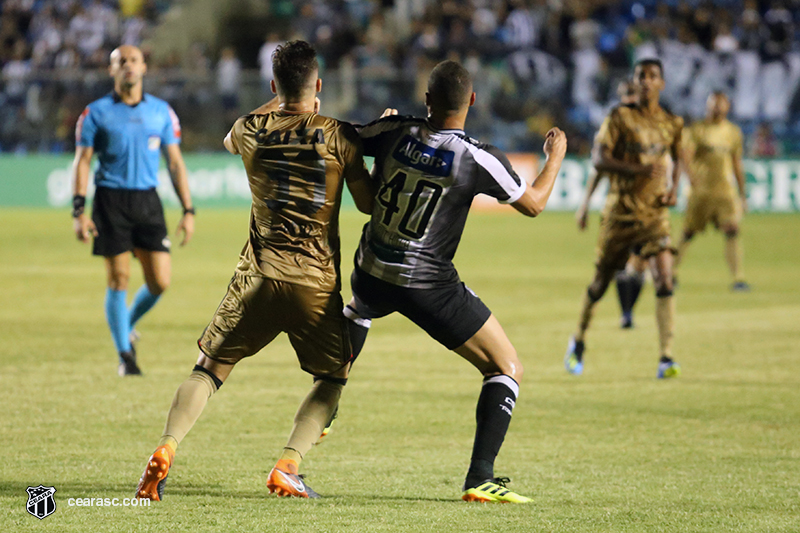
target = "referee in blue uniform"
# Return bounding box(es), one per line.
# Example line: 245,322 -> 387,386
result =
71,45 -> 195,376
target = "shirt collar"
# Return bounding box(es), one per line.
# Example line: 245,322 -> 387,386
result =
111,91 -> 146,107
425,119 -> 464,135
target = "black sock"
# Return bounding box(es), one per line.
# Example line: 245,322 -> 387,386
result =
343,304 -> 370,362
464,375 -> 519,490
615,271 -> 631,314
628,272 -> 644,312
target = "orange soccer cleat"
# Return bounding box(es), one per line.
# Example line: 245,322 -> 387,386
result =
266,459 -> 320,498
135,446 -> 173,501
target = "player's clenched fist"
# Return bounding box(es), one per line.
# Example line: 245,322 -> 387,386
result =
544,127 -> 567,160
73,213 -> 98,243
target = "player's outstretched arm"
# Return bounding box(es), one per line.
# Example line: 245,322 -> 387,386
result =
71,146 -> 98,243
512,128 -> 567,217
164,143 -> 195,246
732,141 -> 748,213
661,124 -> 684,207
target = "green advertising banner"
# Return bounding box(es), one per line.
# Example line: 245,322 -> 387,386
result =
1,154 -> 799,211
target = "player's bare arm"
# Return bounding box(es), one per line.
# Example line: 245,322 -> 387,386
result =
593,144 -> 659,178
662,125 -> 683,207
733,143 -> 747,213
164,143 -> 195,246
347,173 -> 376,214
511,127 -> 567,217
71,145 -> 98,243
577,168 -> 604,231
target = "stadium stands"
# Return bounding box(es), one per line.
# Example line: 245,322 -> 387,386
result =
2,0 -> 800,154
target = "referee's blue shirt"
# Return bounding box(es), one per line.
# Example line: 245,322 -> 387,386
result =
76,92 -> 182,190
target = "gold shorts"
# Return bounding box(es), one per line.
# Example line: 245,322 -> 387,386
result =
596,216 -> 674,274
198,272 -> 351,378
684,194 -> 741,234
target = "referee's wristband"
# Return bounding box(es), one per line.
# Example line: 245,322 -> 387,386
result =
72,195 -> 86,218
182,206 -> 196,216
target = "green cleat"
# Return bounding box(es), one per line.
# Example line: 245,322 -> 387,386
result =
462,477 -> 532,503
657,358 -> 681,379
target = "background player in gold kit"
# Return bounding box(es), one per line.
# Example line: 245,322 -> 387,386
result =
675,91 -> 750,291
565,59 -> 683,379
135,41 -> 375,500
576,79 -> 649,329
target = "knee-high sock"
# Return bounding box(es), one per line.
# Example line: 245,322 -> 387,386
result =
282,380 -> 343,464
129,285 -> 161,329
725,235 -> 745,282
656,295 -> 675,359
105,288 -> 131,360
343,304 -> 371,361
626,270 -> 644,312
615,271 -> 631,315
575,290 -> 599,342
159,368 -> 221,454
464,375 -> 519,489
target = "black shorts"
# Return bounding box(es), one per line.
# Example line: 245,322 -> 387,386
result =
350,267 -> 492,350
91,186 -> 170,257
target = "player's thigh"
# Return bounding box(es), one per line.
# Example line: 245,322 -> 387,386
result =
595,221 -> 637,279
714,196 -> 741,234
399,281 -> 492,353
348,267 -> 398,320
131,189 -> 171,253
92,187 -> 135,257
198,273 -> 282,365
135,249 -> 171,293
453,314 -> 522,381
104,252 -> 131,290
638,217 -> 675,263
285,285 -> 352,378
684,194 -> 709,234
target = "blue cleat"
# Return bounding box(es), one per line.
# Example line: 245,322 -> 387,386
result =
731,281 -> 751,292
564,337 -> 584,375
657,358 -> 681,379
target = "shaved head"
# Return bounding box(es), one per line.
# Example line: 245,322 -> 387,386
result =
427,60 -> 474,115
109,45 -> 147,91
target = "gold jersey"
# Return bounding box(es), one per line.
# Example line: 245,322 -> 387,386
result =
228,111 -> 367,291
595,104 -> 683,223
686,119 -> 743,197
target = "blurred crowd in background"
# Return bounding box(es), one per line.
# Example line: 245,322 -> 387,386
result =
0,0 -> 797,155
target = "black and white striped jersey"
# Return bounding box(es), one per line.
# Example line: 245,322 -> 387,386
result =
354,116 -> 526,288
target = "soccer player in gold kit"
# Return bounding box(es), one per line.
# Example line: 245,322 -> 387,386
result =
675,91 -> 749,291
576,79 -> 649,329
135,41 -> 375,500
565,59 -> 683,379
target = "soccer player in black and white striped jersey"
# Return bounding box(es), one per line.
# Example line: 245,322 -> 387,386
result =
342,60 -> 567,503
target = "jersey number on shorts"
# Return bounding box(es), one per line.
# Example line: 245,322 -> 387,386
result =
259,148 -> 326,215
377,170 -> 443,239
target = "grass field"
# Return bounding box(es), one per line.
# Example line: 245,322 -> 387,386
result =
2,208 -> 799,532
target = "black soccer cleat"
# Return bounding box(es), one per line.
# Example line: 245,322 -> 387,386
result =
118,350 -> 142,376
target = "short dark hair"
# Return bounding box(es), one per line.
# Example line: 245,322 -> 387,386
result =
634,58 -> 664,77
711,90 -> 729,100
427,60 -> 473,113
272,40 -> 318,98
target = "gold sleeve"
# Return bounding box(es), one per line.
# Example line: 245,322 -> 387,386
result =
594,110 -> 622,151
336,122 -> 369,184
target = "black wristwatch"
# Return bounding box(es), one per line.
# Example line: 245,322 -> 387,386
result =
183,207 -> 196,216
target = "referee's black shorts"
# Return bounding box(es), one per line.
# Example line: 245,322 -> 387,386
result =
91,186 -> 170,257
350,266 -> 492,350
